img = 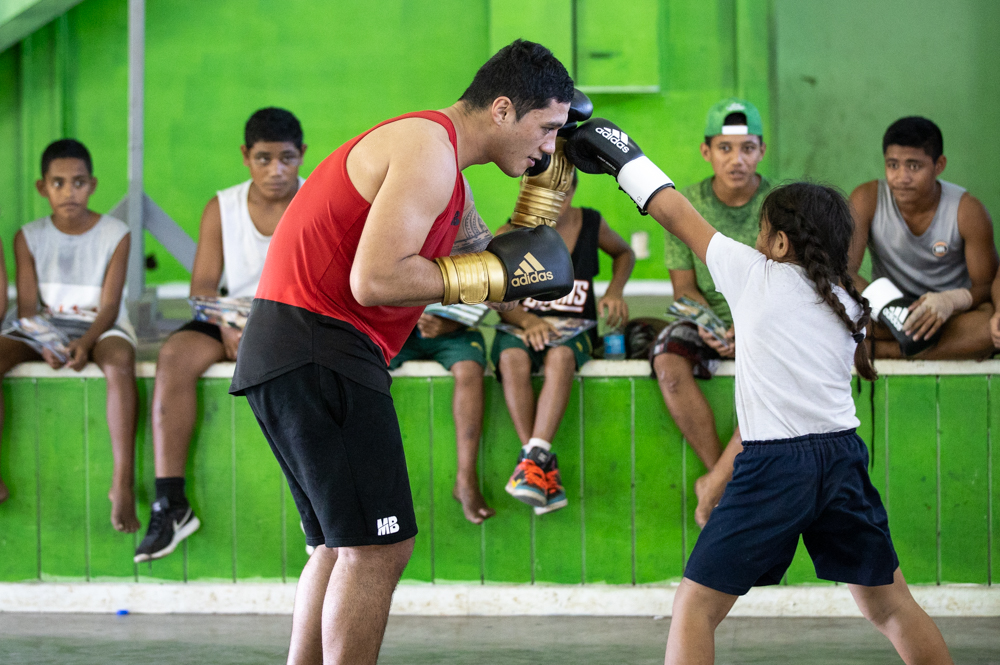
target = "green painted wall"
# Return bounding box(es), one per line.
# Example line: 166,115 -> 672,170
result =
0,0 -> 997,287
1,372 -> 995,585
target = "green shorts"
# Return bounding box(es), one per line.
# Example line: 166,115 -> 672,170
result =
490,329 -> 593,379
388,328 -> 487,371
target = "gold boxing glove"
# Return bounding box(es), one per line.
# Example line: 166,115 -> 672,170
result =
435,253 -> 508,305
509,136 -> 575,228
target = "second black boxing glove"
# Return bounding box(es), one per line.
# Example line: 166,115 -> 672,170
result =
565,118 -> 674,213
435,225 -> 574,305
488,225 -> 574,302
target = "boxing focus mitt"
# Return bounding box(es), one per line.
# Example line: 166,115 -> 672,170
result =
862,277 -> 942,357
565,118 -> 674,214
436,225 -> 574,305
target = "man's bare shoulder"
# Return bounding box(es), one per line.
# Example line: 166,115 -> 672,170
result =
849,180 -> 879,219
957,191 -> 994,236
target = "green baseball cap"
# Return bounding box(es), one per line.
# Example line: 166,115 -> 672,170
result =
704,97 -> 763,137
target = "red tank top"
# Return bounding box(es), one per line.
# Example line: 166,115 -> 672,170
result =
255,111 -> 465,363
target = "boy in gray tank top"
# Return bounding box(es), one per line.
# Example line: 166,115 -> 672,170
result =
0,140 -> 139,532
849,116 -> 997,359
136,108 -> 307,563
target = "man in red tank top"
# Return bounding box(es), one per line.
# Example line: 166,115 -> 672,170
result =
231,40 -> 575,665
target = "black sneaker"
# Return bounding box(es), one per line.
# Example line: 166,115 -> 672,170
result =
133,497 -> 200,563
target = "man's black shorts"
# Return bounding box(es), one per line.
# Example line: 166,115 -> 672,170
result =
685,429 -> 898,595
243,363 -> 417,548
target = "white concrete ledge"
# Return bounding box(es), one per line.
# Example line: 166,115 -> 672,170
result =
0,583 -> 995,617
6,359 -> 1000,380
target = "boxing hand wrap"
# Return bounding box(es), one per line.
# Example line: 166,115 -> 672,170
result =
510,137 -> 575,228
436,225 -> 574,305
565,118 -> 674,214
435,253 -> 507,305
902,288 -> 973,332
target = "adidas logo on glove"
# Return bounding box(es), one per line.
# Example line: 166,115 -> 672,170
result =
596,126 -> 630,153
510,252 -> 554,287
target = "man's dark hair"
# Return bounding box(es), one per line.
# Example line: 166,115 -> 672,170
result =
41,139 -> 93,176
460,39 -> 574,119
244,107 -> 303,150
882,116 -> 943,161
705,112 -> 763,146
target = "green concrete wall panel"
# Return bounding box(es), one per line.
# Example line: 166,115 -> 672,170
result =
394,378 -> 433,583
576,0 -> 659,91
134,377 -> 186,582
884,375 -> 937,584
233,397 -> 283,581
0,379 -> 39,581
184,381 -> 234,581
482,380 -> 531,583
633,379 -> 684,584
534,378 -> 583,585
684,378 -> 735,563
36,377 -> 87,580
582,378 -> 633,584
430,377 -> 482,583
488,0 -> 572,72
991,376 -> 999,586
84,379 -> 136,580
938,375 -> 989,584
871,377 -> 889,499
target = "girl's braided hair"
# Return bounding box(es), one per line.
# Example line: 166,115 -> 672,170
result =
759,182 -> 878,381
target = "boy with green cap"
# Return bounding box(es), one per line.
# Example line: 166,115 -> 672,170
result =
650,98 -> 772,527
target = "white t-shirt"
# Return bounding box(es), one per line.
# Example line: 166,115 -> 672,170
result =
218,177 -> 305,298
705,233 -> 862,441
21,214 -> 130,324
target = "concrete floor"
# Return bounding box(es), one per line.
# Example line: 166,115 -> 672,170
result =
0,614 -> 996,664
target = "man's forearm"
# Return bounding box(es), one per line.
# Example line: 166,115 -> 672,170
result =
606,254 -> 634,298
352,255 -> 447,308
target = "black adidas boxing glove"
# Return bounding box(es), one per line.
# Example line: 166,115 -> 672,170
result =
564,118 -> 674,214
435,225 -> 574,305
487,225 -> 574,302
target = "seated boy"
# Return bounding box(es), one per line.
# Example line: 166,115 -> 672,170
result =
496,171 -> 634,514
650,98 -> 772,527
389,305 -> 493,524
135,108 -> 306,562
849,116 -> 997,359
0,139 -> 138,531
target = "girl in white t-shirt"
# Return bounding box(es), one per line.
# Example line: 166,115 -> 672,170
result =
639,182 -> 952,664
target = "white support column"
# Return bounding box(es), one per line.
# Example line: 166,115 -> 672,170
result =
126,0 -> 145,303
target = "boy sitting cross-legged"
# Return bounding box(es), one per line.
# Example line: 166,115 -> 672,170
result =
0,139 -> 139,532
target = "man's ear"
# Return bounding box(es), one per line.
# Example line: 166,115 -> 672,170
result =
241,145 -> 251,166
490,97 -> 514,127
35,179 -> 47,197
298,144 -> 308,159
88,176 -> 98,195
758,140 -> 767,158
699,142 -> 712,162
934,155 -> 947,177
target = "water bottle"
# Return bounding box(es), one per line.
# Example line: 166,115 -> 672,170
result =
603,328 -> 626,360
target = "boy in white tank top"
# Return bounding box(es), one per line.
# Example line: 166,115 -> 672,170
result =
848,116 -> 997,359
0,140 -> 139,532
135,109 -> 307,562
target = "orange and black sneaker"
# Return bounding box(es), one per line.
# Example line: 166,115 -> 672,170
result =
534,453 -> 568,515
505,446 -> 551,507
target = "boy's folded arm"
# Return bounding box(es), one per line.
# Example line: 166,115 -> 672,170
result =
79,234 -> 131,348
13,230 -> 39,319
646,188 -> 718,265
189,196 -> 225,298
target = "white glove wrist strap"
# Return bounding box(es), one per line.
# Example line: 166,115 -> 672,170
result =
617,156 -> 674,212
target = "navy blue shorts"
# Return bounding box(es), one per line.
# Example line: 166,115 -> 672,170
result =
685,429 -> 899,596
